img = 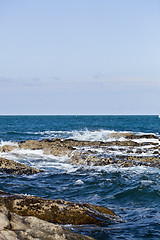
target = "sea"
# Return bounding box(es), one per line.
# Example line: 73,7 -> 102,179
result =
0,115 -> 159,240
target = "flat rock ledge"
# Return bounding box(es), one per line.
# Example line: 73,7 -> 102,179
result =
0,157 -> 43,175
0,190 -> 122,239
0,191 -> 122,226
0,207 -> 94,240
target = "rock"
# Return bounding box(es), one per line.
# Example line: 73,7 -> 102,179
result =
0,145 -> 18,152
19,139 -> 73,156
0,206 -> 94,240
105,132 -> 159,140
18,140 -> 43,150
0,157 -> 43,175
137,134 -> 159,139
105,132 -> 137,139
0,191 -> 122,225
0,209 -> 10,230
1,136 -> 159,169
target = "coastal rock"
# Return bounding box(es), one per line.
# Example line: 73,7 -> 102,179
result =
19,139 -> 73,156
105,132 -> 159,140
18,137 -> 158,151
0,145 -> 18,152
1,135 -> 159,168
70,151 -> 160,168
0,157 -> 43,175
0,206 -> 94,240
0,191 -> 122,225
105,132 -> 137,139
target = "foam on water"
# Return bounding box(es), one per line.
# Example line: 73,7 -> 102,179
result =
89,164 -> 160,175
32,129 -> 118,142
1,144 -> 158,176
31,129 -> 160,145
0,147 -> 79,173
133,138 -> 159,144
69,129 -> 117,141
0,140 -> 18,147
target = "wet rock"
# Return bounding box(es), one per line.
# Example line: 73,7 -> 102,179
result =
18,140 -> 43,150
106,140 -> 145,146
0,191 -> 122,225
105,132 -> 137,139
119,156 -> 160,168
1,136 -> 159,168
2,137 -> 158,155
19,139 -> 73,156
105,132 -> 159,140
0,157 -> 43,175
0,145 -> 18,152
137,134 -> 159,139
0,206 -> 94,240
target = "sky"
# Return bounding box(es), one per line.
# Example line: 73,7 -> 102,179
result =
0,0 -> 159,115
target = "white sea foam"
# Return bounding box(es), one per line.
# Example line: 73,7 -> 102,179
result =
19,129 -> 160,144
0,147 -> 79,173
87,165 -> 160,175
141,180 -> 153,185
133,138 -> 159,144
75,179 -> 84,185
0,140 -> 18,147
0,145 -> 159,175
0,148 -> 44,161
35,129 -> 119,142
0,129 -> 158,174
69,129 -> 116,142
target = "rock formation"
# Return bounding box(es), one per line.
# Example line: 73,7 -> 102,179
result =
0,191 -> 122,225
0,206 -> 94,240
0,190 -> 122,239
0,157 -> 43,175
0,132 -> 159,171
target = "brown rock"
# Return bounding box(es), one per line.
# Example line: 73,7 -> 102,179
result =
0,206 -> 94,240
0,157 -> 43,175
0,145 -> 18,152
18,140 -> 43,150
0,191 -> 122,225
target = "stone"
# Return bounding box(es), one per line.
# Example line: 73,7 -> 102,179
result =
0,157 -> 44,175
1,135 -> 159,169
0,145 -> 18,152
0,206 -> 94,240
0,191 -> 122,225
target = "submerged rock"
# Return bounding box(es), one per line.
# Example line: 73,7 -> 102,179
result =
0,157 -> 43,175
0,206 -> 94,240
0,191 -> 122,225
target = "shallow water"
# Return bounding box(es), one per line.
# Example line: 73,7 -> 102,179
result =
0,115 -> 159,239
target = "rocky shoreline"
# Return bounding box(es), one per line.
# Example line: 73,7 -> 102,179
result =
0,132 -> 159,171
0,132 -> 159,239
0,190 -> 121,240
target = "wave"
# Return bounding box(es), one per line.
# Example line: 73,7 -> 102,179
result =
27,129 -> 160,142
0,140 -> 18,147
1,128 -> 159,143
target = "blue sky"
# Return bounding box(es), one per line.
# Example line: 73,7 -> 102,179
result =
0,0 -> 159,114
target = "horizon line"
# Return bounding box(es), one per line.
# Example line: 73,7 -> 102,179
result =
0,114 -> 158,116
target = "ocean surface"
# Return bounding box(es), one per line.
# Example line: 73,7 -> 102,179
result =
0,115 -> 159,239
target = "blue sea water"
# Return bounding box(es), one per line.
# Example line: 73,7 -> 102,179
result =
0,115 -> 159,239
